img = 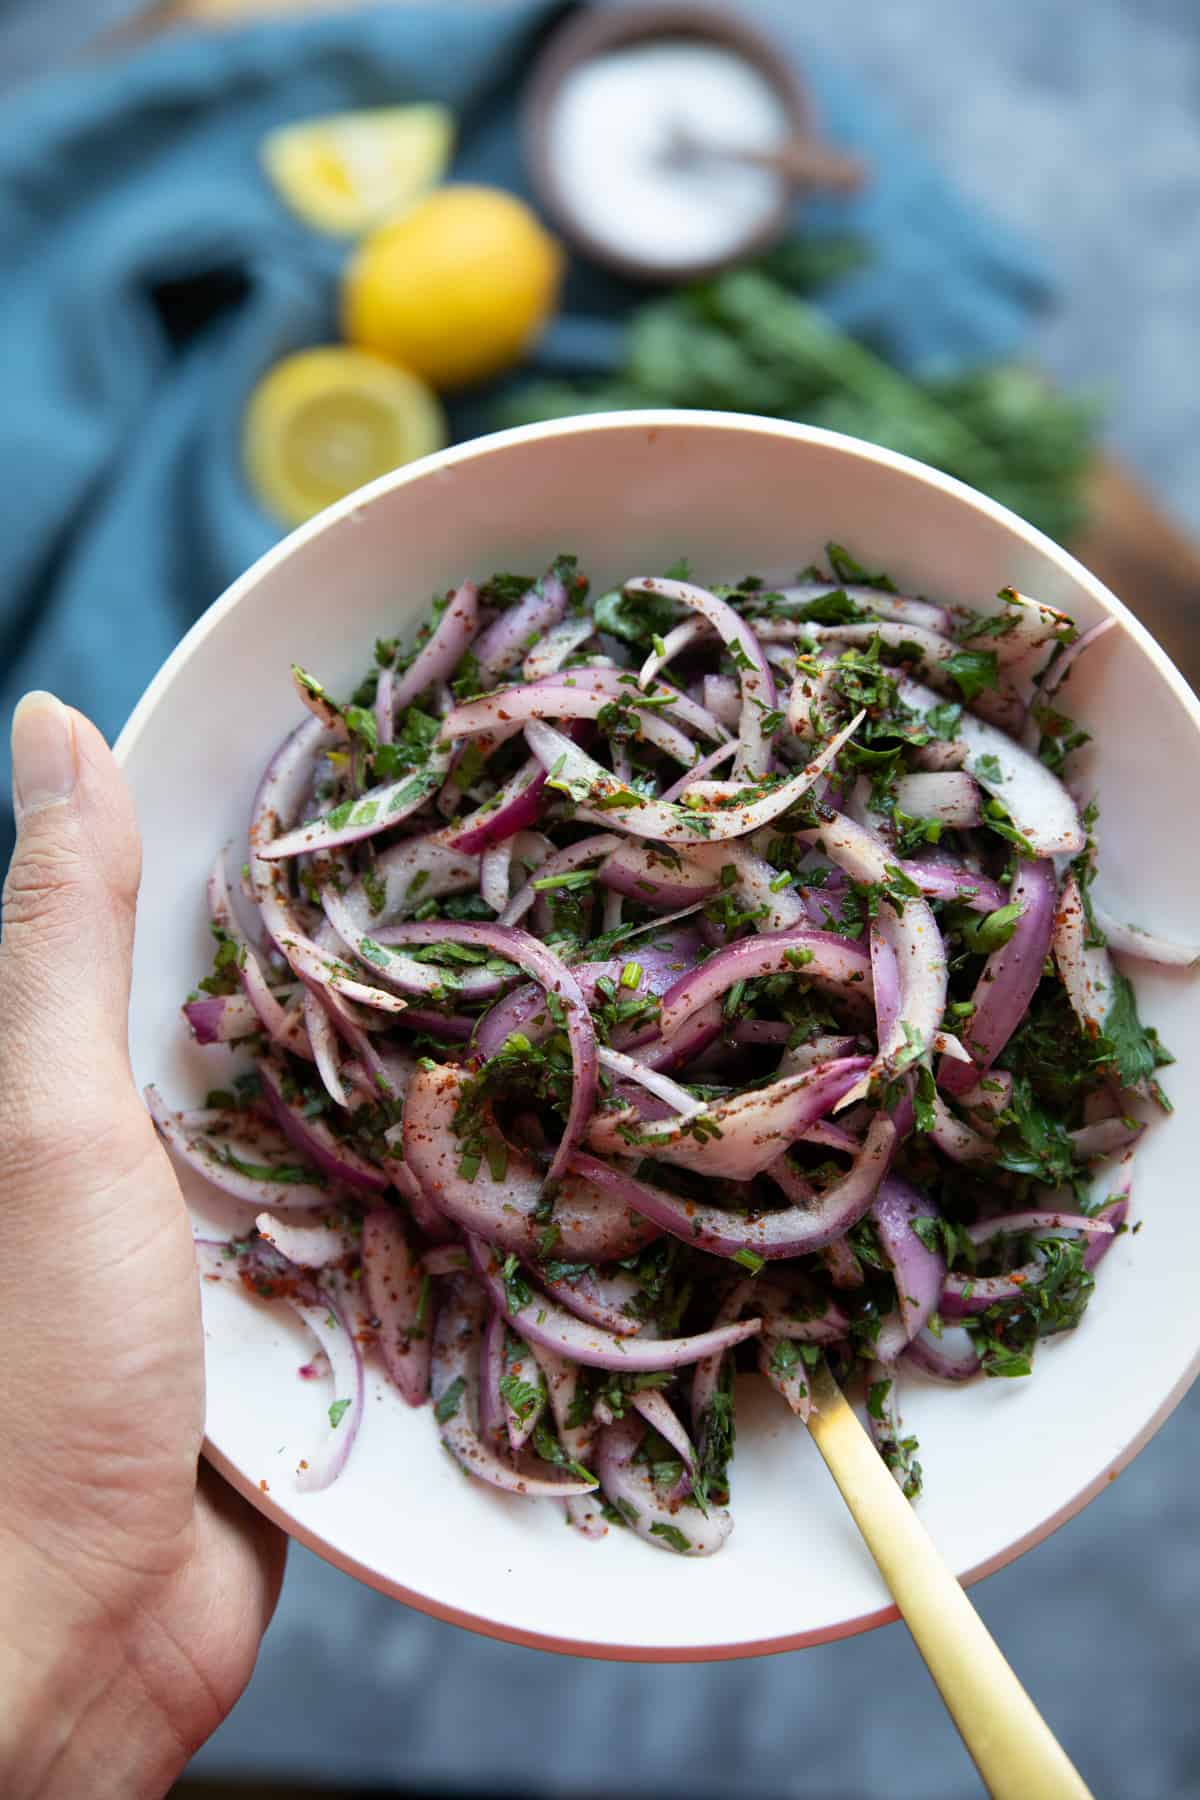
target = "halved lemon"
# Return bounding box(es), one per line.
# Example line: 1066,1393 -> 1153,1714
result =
261,103 -> 455,237
243,347 -> 446,527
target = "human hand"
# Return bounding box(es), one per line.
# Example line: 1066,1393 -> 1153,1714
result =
0,694 -> 286,1800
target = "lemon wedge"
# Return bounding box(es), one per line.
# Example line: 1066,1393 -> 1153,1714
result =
261,104 -> 455,237
243,347 -> 446,528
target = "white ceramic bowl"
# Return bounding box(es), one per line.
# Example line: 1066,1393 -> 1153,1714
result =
119,412 -> 1200,1661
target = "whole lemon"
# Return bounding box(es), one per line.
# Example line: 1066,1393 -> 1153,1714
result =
342,185 -> 564,391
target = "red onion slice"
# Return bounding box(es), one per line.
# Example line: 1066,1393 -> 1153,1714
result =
468,1236 -> 762,1372
929,1092 -> 995,1163
637,615 -> 711,687
586,1054 -> 873,1180
501,832 -> 621,927
290,1278 -> 365,1492
146,1085 -> 331,1210
528,1343 -> 608,1539
402,1063 -> 657,1261
902,851 -> 1008,914
249,715 -> 337,949
542,1266 -> 644,1338
259,753 -> 450,861
1089,904 -> 1200,969
799,810 -> 947,1076
574,1114 -> 893,1259
522,615 -> 599,680
595,1416 -> 733,1555
259,1057 -> 389,1194
758,1334 -> 814,1422
688,841 -> 808,932
630,1388 -> 699,1501
892,771 -> 982,827
961,589 -> 1076,667
658,927 -> 872,1043
702,674 -> 741,730
871,919 -> 903,1065
254,1210 -> 354,1269
899,677 -> 1083,856
390,582 -> 479,714
430,1278 -> 597,1496
598,841 -> 718,910
362,1208 -> 430,1407
903,1324 -> 981,1382
772,582 -> 952,635
939,858 -> 1056,1095
527,711 -> 863,846
474,570 -> 569,686
625,576 -> 775,777
442,678 -> 699,766
183,992 -> 260,1045
1053,870 -> 1113,1037
870,1177 -> 945,1353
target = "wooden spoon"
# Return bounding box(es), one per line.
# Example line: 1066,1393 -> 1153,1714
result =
806,1358 -> 1092,1800
662,123 -> 866,195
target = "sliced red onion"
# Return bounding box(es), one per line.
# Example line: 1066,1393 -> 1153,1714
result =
902,850 -> 1008,914
290,1277 -> 365,1492
598,841 -> 718,910
1085,1173 -> 1132,1274
402,1064 -> 656,1260
1053,870 -> 1113,1037
1089,904 -> 1200,968
259,753 -> 450,861
861,1359 -> 918,1495
903,1324 -> 981,1382
965,1210 -> 1114,1251
499,1330 -> 547,1453
474,570 -> 569,686
688,841 -> 808,932
771,582 -> 952,635
442,677 -> 698,766
501,832 -> 621,927
778,1034 -> 863,1075
468,1236 -> 762,1372
302,987 -> 350,1109
598,1046 -> 703,1118
587,1053 -> 873,1180
892,771 -> 982,828
528,713 -> 863,846
479,840 -> 514,915
871,919 -> 903,1065
321,904 -> 513,1003
522,615 -> 600,680
691,1278 -> 756,1458
961,589 -> 1076,667
330,834 -> 480,940
397,922 -> 594,1180
819,619 -> 1021,712
787,656 -> 840,742
929,1092 -> 995,1163
730,1019 -> 792,1046
529,662 -> 726,743
659,928 -> 872,1044
630,1388 -> 698,1501
625,577 -> 775,777
291,665 -> 347,736
870,1177 -> 945,1353
1069,1116 -> 1143,1159
637,615 -> 710,687
940,1213 -> 1111,1318
274,924 -> 410,1015
758,1334 -> 814,1422
1033,615 -> 1115,713
258,1058 -> 388,1195
431,1278 -> 597,1496
254,1210 -> 354,1268
956,1070 -> 1013,1118
595,1416 -> 732,1555
575,1115 -> 893,1259
542,1265 -> 644,1338
362,1207 -> 430,1407
374,664 -> 395,748
146,1085 -> 330,1209
932,1030 -> 972,1065
478,1303 -> 507,1445
912,738 -> 968,772
440,755 -> 549,854
390,582 -> 479,714
183,992 -> 260,1045
208,851 -> 295,1044
249,715 -> 338,950
659,738 -> 739,802
899,677 -> 1083,856
631,999 -> 725,1073
799,810 -> 947,1076
940,858 -> 1056,1095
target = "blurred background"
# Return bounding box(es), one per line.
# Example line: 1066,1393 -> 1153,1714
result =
2,1 -> 1198,1796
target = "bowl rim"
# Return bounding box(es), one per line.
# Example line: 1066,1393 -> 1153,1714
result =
116,410 -> 1200,1661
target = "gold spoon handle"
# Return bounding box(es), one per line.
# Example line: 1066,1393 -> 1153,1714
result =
806,1362 -> 1092,1800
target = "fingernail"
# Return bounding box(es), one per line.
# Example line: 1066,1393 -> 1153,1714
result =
11,692 -> 77,824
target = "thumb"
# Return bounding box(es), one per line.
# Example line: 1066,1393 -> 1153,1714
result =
1,692 -> 142,1096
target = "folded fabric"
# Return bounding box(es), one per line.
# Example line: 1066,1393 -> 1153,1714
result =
0,0 -> 1052,869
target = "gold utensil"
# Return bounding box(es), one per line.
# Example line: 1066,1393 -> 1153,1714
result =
806,1359 -> 1092,1800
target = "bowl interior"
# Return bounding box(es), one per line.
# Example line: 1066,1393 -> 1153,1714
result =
121,413 -> 1200,1659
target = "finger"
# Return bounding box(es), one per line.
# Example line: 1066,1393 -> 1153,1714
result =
0,693 -> 143,1115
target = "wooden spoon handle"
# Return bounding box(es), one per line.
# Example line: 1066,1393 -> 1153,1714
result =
806,1362 -> 1092,1800
741,138 -> 867,193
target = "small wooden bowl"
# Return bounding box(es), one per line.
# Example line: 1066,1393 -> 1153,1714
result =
522,2 -> 812,284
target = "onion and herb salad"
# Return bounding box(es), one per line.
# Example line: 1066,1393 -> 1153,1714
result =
153,546 -> 1193,1556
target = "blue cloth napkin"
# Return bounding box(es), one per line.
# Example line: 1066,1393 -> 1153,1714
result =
0,0 -> 1052,869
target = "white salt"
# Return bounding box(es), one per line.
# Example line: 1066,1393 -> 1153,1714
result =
545,39 -> 792,271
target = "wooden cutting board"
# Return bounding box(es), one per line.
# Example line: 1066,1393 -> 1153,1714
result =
126,0 -> 1200,687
